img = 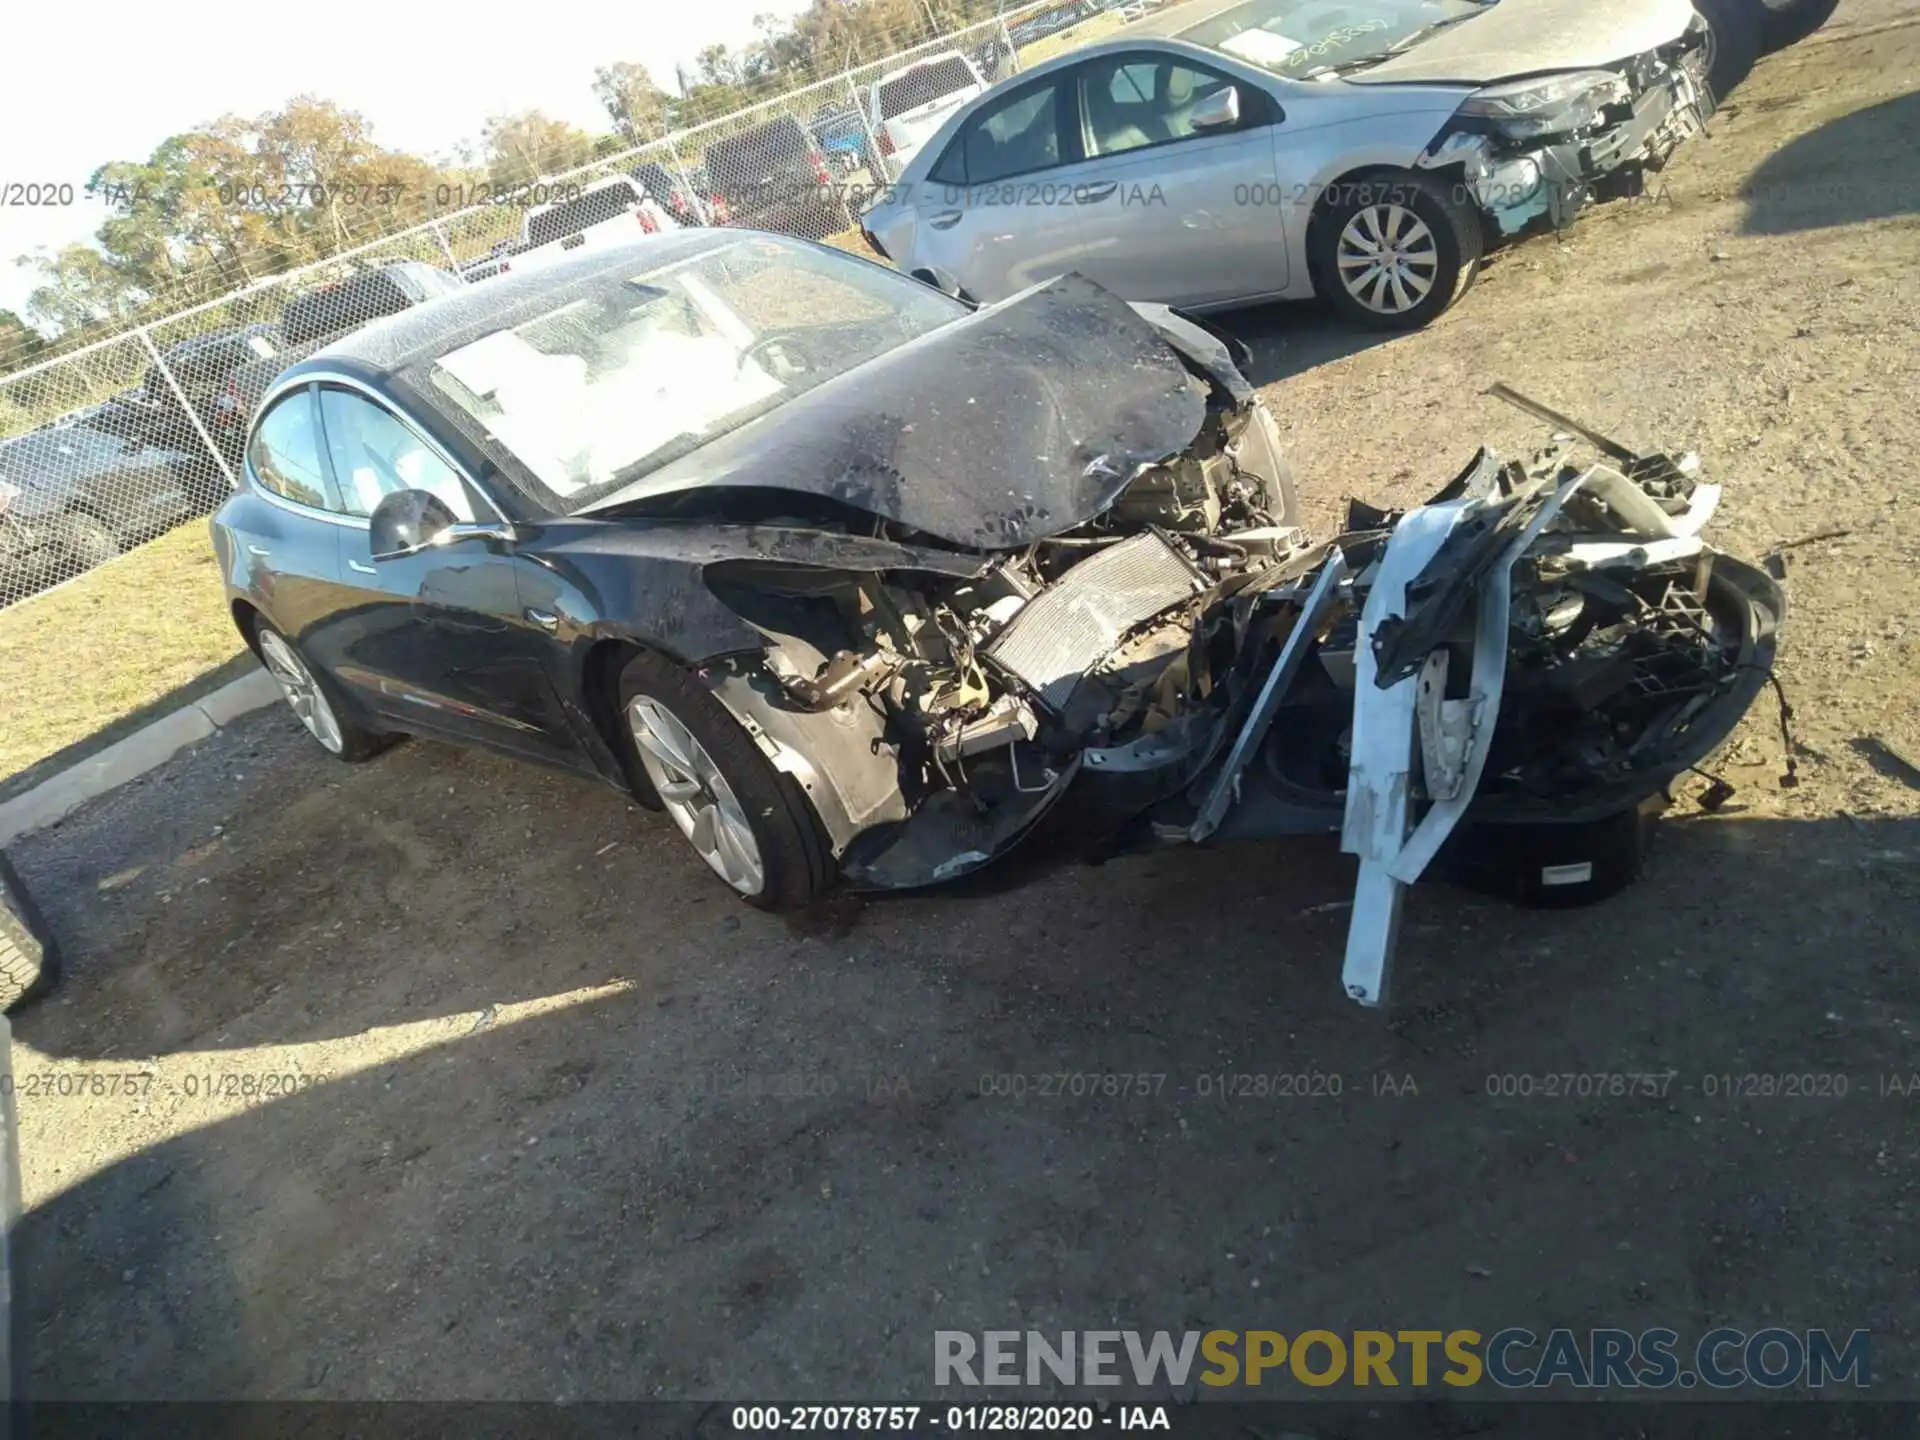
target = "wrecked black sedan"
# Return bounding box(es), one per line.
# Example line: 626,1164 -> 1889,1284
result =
211,231 -> 1782,1004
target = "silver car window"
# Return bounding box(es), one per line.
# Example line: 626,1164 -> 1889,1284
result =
1079,57 -> 1235,158
961,84 -> 1063,185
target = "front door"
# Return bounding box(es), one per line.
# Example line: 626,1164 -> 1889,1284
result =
1045,51 -> 1290,308
312,384 -> 584,767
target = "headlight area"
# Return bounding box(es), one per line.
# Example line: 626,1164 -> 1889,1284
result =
1457,70 -> 1632,141
1423,50 -> 1708,240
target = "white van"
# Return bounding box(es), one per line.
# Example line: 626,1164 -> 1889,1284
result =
868,52 -> 988,175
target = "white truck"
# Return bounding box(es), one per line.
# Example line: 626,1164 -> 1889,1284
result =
486,175 -> 679,280
868,51 -> 989,176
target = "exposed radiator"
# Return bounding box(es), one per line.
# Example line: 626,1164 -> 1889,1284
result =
985,531 -> 1205,713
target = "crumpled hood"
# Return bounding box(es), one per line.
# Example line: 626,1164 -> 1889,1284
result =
582,273 -> 1211,550
1351,0 -> 1698,84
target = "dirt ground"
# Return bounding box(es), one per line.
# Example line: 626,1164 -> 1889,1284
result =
7,0 -> 1920,1410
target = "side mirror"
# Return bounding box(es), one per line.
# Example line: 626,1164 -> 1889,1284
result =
368,489 -> 457,561
1190,86 -> 1242,131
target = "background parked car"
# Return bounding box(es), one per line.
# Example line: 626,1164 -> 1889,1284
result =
210,261 -> 465,456
630,160 -> 720,226
0,405 -> 222,595
507,175 -> 678,275
808,103 -> 881,177
703,116 -> 843,233
116,323 -> 283,451
868,50 -> 989,175
862,0 -> 1740,329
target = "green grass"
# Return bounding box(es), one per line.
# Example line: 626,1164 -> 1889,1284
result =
0,523 -> 244,784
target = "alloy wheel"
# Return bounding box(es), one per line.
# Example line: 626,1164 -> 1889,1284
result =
1336,204 -> 1441,317
258,629 -> 345,755
627,696 -> 766,896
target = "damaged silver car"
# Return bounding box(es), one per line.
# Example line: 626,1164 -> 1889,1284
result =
215,234 -> 1783,1006
861,0 -> 1734,328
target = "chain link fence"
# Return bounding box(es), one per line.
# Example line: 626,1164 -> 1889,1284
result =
0,0 -> 1142,616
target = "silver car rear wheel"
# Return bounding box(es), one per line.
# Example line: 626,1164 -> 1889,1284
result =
259,628 -> 345,755
1336,204 -> 1440,317
627,696 -> 767,896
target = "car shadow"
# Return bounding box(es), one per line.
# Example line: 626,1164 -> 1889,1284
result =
1205,298 -> 1400,389
9,810 -> 1919,1402
1738,88 -> 1920,235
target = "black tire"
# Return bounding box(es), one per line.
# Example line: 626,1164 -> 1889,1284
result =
1436,805 -> 1655,910
1753,0 -> 1837,50
57,512 -> 120,573
616,649 -> 832,911
1313,171 -> 1482,331
1693,0 -> 1764,109
0,851 -> 59,1013
252,619 -> 394,762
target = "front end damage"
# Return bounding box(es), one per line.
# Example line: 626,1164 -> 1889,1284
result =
1419,22 -> 1713,238
667,288 -> 1780,1007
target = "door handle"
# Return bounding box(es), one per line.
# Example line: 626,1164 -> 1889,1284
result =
347,559 -> 377,575
246,544 -> 271,558
928,209 -> 963,230
524,608 -> 560,633
1077,181 -> 1117,204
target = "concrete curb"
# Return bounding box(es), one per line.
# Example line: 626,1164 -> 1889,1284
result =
0,668 -> 280,848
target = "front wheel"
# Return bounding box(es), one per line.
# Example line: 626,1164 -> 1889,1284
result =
617,649 -> 832,910
1692,0 -> 1763,109
255,622 -> 392,761
56,512 -> 120,574
1314,173 -> 1482,331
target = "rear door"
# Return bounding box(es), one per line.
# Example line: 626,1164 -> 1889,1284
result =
906,75 -> 1078,302
225,385 -> 350,649
311,383 -> 584,766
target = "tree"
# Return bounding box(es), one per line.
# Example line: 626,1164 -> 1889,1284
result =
17,246 -> 145,334
0,310 -> 45,376
482,111 -> 598,189
593,62 -> 673,144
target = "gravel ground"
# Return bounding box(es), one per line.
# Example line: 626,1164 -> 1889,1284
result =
7,0 -> 1920,1409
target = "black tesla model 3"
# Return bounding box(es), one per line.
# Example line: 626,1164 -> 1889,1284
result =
212,230 -> 1779,1004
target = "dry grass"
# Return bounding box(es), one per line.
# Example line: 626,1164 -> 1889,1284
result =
0,523 -> 243,782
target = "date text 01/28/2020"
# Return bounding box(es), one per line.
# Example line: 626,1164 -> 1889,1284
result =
727,1405 -> 1171,1430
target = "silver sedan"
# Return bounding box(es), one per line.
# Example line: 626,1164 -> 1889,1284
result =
860,0 -> 1724,329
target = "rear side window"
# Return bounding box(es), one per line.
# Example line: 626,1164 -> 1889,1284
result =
878,57 -> 979,119
946,82 -> 1062,186
247,389 -> 334,510
526,185 -> 642,249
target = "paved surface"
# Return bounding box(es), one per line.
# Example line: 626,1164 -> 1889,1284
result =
7,0 -> 1920,1405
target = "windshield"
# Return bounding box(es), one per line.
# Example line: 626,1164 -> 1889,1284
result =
1178,0 -> 1483,77
418,236 -> 964,514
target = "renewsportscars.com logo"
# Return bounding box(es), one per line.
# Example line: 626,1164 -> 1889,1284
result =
934,1328 -> 1871,1391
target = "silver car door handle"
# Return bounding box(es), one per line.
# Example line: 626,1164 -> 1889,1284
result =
347,559 -> 377,575
927,209 -> 964,230
1077,181 -> 1117,203
247,544 -> 271,558
524,608 -> 560,632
